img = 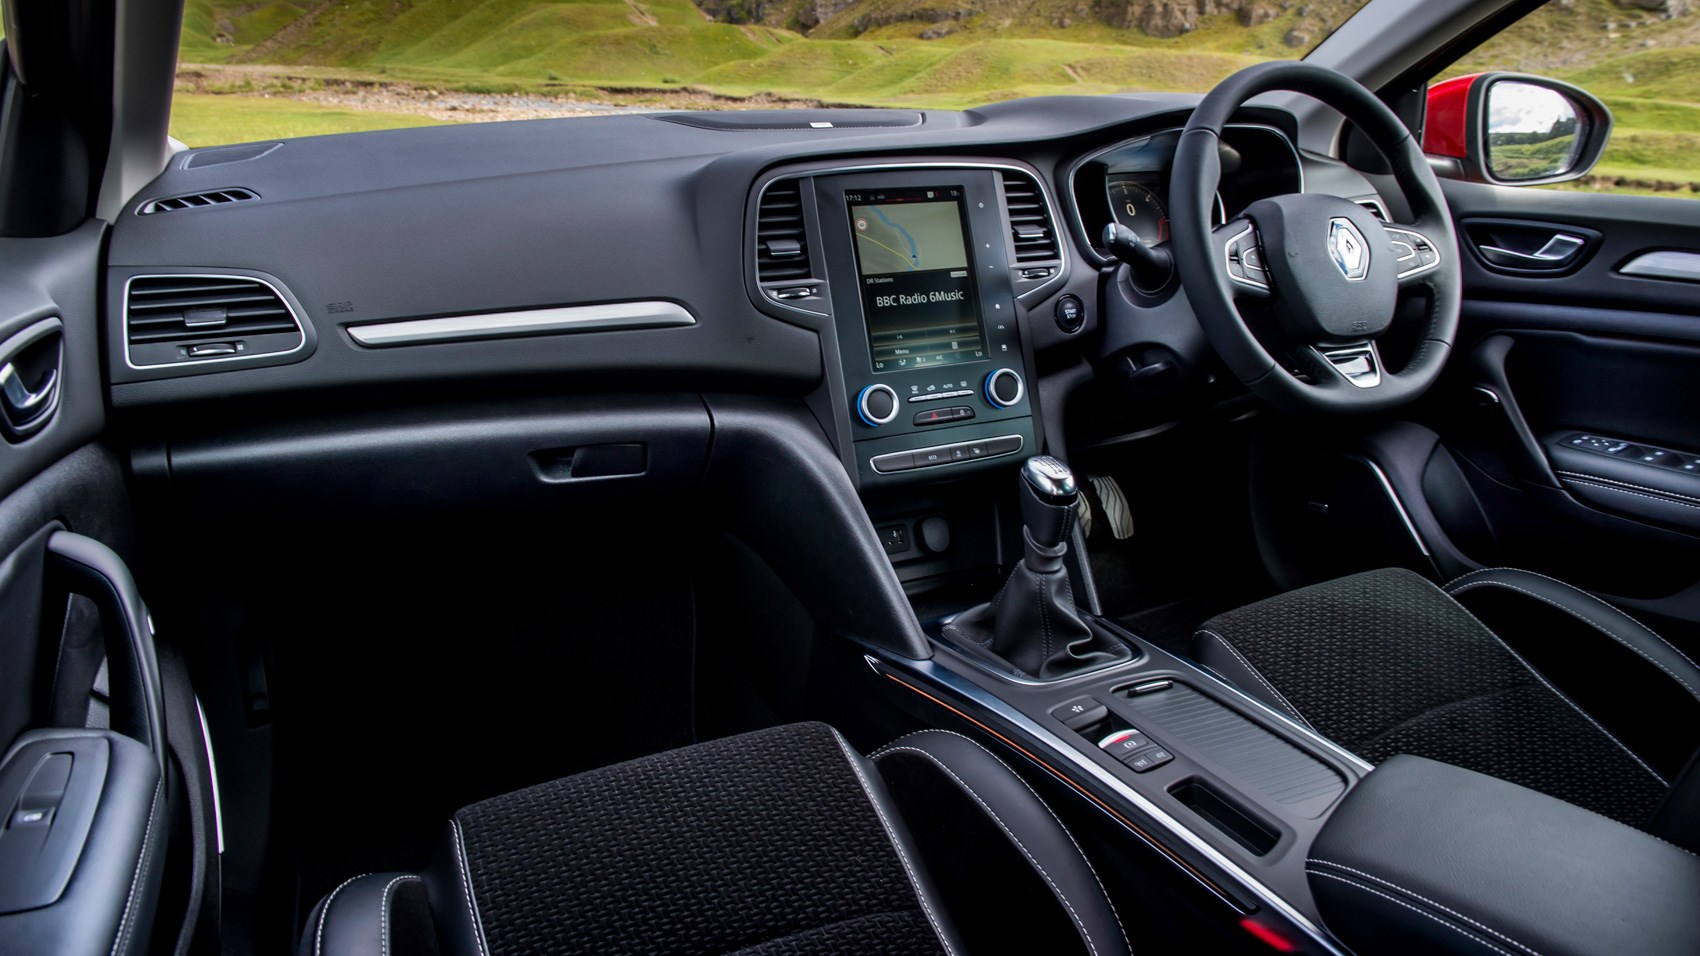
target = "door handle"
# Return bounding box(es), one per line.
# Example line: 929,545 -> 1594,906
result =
0,317 -> 63,440
1477,233 -> 1586,269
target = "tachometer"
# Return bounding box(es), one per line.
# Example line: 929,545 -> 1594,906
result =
1107,176 -> 1168,246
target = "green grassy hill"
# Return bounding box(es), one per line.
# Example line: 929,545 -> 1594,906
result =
174,0 -> 1700,194
178,0 -> 1350,104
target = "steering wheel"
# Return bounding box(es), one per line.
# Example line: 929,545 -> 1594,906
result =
1170,62 -> 1461,414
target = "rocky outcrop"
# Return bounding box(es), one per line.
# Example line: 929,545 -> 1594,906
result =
797,0 -> 857,28
1097,0 -> 1317,38
1617,0 -> 1691,15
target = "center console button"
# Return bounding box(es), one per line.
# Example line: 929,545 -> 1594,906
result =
870,451 -> 913,473
1051,696 -> 1107,730
914,408 -> 955,426
1098,729 -> 1152,760
986,435 -> 1023,455
915,447 -> 950,468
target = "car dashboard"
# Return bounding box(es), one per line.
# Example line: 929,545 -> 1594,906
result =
107,95 -> 1381,495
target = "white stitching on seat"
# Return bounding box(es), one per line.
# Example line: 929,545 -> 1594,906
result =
1436,592 -> 1669,788
1308,870 -> 1517,956
1554,471 -> 1700,505
1195,629 -> 1314,729
828,730 -> 960,956
872,745 -> 1106,956
869,728 -> 1131,956
1306,860 -> 1541,955
450,818 -> 491,956
1450,579 -> 1700,702
111,781 -> 162,956
1560,475 -> 1700,511
314,873 -> 370,956
379,875 -> 421,956
1444,567 -> 1700,679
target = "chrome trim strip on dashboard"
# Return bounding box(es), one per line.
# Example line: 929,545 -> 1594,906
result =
122,273 -> 308,370
1064,124 -> 1304,268
867,648 -> 1356,956
346,301 -> 697,347
1619,250 -> 1700,283
751,160 -> 1072,316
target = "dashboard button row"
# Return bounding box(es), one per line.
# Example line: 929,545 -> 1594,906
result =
870,434 -> 1023,474
908,389 -> 976,404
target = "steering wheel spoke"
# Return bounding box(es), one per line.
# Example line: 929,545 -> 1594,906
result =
1216,218 -> 1272,299
1309,341 -> 1384,389
1382,223 -> 1444,289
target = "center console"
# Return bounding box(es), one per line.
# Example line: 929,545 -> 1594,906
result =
749,163 -> 1064,491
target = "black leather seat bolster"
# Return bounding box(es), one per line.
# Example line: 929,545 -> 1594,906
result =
869,730 -> 1132,956
1444,567 -> 1700,709
296,873 -> 435,956
1308,754 -> 1700,956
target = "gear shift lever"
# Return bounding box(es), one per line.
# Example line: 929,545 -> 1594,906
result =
1020,456 -> 1078,572
943,457 -> 1131,679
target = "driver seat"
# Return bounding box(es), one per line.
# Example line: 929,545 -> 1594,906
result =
1194,567 -> 1700,843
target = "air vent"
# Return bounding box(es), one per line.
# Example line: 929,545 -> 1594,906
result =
124,275 -> 305,368
999,171 -> 1060,265
1355,198 -> 1390,221
755,181 -> 813,282
138,188 -> 258,215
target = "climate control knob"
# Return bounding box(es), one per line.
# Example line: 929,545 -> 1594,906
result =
984,368 -> 1025,409
856,383 -> 900,426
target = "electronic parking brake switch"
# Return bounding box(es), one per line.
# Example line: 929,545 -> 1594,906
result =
1049,697 -> 1173,773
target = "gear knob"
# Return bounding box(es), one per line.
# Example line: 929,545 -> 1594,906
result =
1020,456 -> 1078,553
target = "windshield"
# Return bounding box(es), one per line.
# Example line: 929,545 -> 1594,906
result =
169,0 -> 1373,146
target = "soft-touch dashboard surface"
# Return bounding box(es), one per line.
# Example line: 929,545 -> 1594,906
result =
107,96 -> 1381,486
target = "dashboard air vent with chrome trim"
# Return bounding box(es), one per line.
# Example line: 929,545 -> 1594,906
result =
124,275 -> 305,368
138,188 -> 259,215
755,181 -> 813,282
998,170 -> 1061,273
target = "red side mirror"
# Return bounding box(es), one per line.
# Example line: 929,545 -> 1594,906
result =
1422,72 -> 1613,186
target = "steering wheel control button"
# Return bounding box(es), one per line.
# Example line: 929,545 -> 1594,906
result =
1386,227 -> 1442,278
1224,226 -> 1269,288
1054,295 -> 1085,333
856,384 -> 899,427
984,368 -> 1025,408
1052,697 -> 1108,730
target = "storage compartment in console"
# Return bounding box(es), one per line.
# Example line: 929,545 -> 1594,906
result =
1167,778 -> 1279,855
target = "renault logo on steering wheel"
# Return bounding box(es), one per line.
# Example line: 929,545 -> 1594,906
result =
1328,218 -> 1370,281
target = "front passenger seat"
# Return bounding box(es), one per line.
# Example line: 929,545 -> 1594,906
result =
301,723 -> 1130,956
1195,567 -> 1700,842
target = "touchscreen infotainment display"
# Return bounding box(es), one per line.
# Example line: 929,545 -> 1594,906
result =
846,186 -> 987,373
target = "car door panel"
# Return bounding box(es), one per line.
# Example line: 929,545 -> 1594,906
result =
1421,179 -> 1700,638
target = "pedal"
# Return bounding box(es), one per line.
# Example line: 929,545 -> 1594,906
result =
1089,475 -> 1135,540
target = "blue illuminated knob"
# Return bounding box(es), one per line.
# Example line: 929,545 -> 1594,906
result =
856,384 -> 899,426
984,368 -> 1024,409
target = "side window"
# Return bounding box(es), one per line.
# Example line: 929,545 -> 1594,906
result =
1448,0 -> 1700,198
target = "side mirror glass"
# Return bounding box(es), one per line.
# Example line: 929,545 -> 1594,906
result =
1486,81 -> 1582,182
1423,72 -> 1613,186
